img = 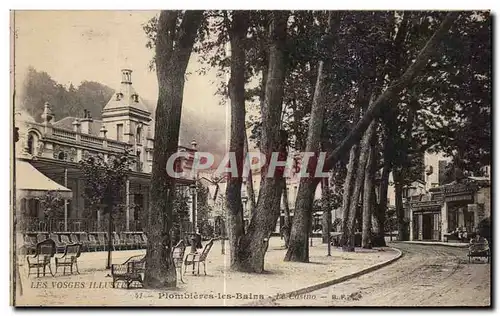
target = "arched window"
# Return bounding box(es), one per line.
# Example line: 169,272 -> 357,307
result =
27,134 -> 34,154
58,152 -> 67,160
136,127 -> 142,145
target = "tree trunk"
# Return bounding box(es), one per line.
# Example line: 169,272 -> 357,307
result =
282,178 -> 291,248
345,120 -> 376,251
144,10 -> 203,289
106,210 -> 113,269
362,122 -> 377,248
341,145 -> 359,248
394,171 -> 405,241
374,139 -> 391,247
285,12 -> 340,262
321,178 -> 331,244
226,10 -> 249,268
231,11 -> 289,272
322,13 -> 459,171
244,131 -> 257,217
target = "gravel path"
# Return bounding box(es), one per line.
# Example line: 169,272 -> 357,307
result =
269,243 -> 491,307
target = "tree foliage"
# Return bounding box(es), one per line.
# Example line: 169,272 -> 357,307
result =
20,67 -> 114,121
79,152 -> 134,217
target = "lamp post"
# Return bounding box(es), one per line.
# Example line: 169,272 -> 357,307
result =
189,183 -> 197,254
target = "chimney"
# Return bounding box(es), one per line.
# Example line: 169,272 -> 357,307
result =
120,69 -> 133,97
80,109 -> 93,134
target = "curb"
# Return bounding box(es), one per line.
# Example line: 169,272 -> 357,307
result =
394,241 -> 469,248
246,247 -> 403,306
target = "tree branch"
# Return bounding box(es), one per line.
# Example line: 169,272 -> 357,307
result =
323,12 -> 459,171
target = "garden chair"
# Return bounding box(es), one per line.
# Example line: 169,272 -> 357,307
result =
97,232 -> 108,251
132,234 -> 141,249
55,243 -> 82,275
120,233 -> 134,250
23,234 -> 37,254
27,239 -> 56,277
111,255 -> 146,288
87,233 -> 101,251
49,233 -> 67,253
111,232 -> 121,250
69,234 -> 80,243
36,233 -> 47,244
139,234 -> 147,248
141,233 -> 148,247
468,237 -> 490,263
60,234 -> 72,246
172,240 -> 186,283
184,239 -> 215,276
79,233 -> 93,252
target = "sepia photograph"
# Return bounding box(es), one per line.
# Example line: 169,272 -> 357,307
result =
10,9 -> 491,307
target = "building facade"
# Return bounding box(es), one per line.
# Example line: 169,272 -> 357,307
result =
15,69 -> 197,233
408,178 -> 490,241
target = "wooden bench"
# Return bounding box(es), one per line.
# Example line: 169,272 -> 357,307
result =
111,255 -> 146,288
27,239 -> 56,277
184,239 -> 215,276
55,243 -> 82,275
468,239 -> 490,263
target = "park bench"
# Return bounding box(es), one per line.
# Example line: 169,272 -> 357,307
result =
55,243 -> 82,275
111,255 -> 146,288
468,238 -> 490,263
184,239 -> 215,276
27,239 -> 56,277
172,240 -> 186,283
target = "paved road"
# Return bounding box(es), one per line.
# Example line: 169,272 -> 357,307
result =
268,243 -> 491,307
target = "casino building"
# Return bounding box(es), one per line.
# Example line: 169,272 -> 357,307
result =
15,69 -> 197,234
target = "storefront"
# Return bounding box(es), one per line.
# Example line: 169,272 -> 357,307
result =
409,178 -> 490,242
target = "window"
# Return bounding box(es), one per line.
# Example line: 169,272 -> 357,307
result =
116,124 -> 123,141
58,152 -> 67,160
136,127 -> 142,144
27,134 -> 34,154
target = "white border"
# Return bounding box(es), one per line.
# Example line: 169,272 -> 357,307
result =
1,1 -> 498,316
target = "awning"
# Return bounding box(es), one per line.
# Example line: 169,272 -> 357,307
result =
16,160 -> 73,199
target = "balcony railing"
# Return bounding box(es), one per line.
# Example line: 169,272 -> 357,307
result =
53,128 -> 77,141
81,134 -> 103,146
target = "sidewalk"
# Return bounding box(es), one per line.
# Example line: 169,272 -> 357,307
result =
396,240 -> 469,248
16,237 -> 399,306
